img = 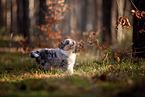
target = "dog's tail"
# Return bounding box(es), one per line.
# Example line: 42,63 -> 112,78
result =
29,51 -> 39,58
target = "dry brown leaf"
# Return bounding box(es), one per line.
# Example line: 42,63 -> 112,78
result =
117,56 -> 120,62
103,53 -> 108,62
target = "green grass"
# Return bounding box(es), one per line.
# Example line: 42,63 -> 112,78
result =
0,52 -> 145,97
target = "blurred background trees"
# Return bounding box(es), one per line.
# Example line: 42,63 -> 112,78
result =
0,0 -> 144,58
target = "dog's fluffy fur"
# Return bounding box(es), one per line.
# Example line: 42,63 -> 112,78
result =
29,39 -> 76,74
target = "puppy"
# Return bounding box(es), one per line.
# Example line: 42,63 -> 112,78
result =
29,39 -> 76,74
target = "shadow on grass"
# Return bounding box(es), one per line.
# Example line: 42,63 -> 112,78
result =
0,75 -> 145,97
0,75 -> 96,97
0,52 -> 37,75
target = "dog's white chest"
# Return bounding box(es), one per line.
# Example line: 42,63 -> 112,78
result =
68,53 -> 76,65
61,50 -> 76,64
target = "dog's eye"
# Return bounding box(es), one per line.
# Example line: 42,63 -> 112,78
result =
66,40 -> 70,45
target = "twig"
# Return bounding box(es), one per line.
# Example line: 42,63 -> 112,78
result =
127,51 -> 145,55
128,0 -> 141,12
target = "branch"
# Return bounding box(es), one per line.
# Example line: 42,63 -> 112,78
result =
128,0 -> 141,12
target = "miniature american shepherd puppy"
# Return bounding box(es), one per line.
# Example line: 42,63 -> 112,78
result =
29,39 -> 76,74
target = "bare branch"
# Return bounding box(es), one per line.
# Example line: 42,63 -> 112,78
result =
128,0 -> 141,12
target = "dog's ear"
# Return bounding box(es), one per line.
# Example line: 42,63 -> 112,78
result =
58,41 -> 64,49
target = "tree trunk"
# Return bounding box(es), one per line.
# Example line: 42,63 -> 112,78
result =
102,0 -> 112,44
60,0 -> 71,35
12,0 -> 17,33
0,0 -> 2,26
23,0 -> 30,39
86,0 -> 93,31
132,0 -> 145,58
0,0 -> 7,28
70,0 -> 84,33
17,0 -> 23,34
116,0 -> 125,43
29,0 -> 35,41
96,0 -> 102,39
17,0 -> 30,43
38,0 -> 46,25
111,0 -> 117,46
6,0 -> 11,32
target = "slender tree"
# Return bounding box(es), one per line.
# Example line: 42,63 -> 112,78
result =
0,0 -> 6,27
102,0 -> 112,44
39,0 -> 46,25
111,0 -> 117,46
116,0 -> 125,43
17,0 -> 30,43
0,0 -> 2,26
22,0 -> 30,39
17,0 -> 23,34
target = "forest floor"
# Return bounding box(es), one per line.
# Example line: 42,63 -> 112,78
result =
0,52 -> 145,97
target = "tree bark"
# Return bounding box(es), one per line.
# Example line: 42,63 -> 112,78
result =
102,0 -> 112,44
22,0 -> 30,39
6,0 -> 11,32
38,0 -> 46,25
17,0 -> 23,34
70,0 -> 84,33
96,0 -> 102,38
17,0 -> 30,43
0,0 -> 2,26
116,0 -> 125,43
0,0 -> 6,27
111,0 -> 117,46
12,0 -> 17,33
60,0 -> 71,35
132,0 -> 145,58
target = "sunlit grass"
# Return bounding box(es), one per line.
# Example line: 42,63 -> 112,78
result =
0,52 -> 144,81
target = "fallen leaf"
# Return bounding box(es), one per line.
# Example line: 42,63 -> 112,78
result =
117,56 -> 120,62
103,53 -> 108,62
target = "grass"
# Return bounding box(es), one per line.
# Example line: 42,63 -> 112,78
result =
0,52 -> 145,97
